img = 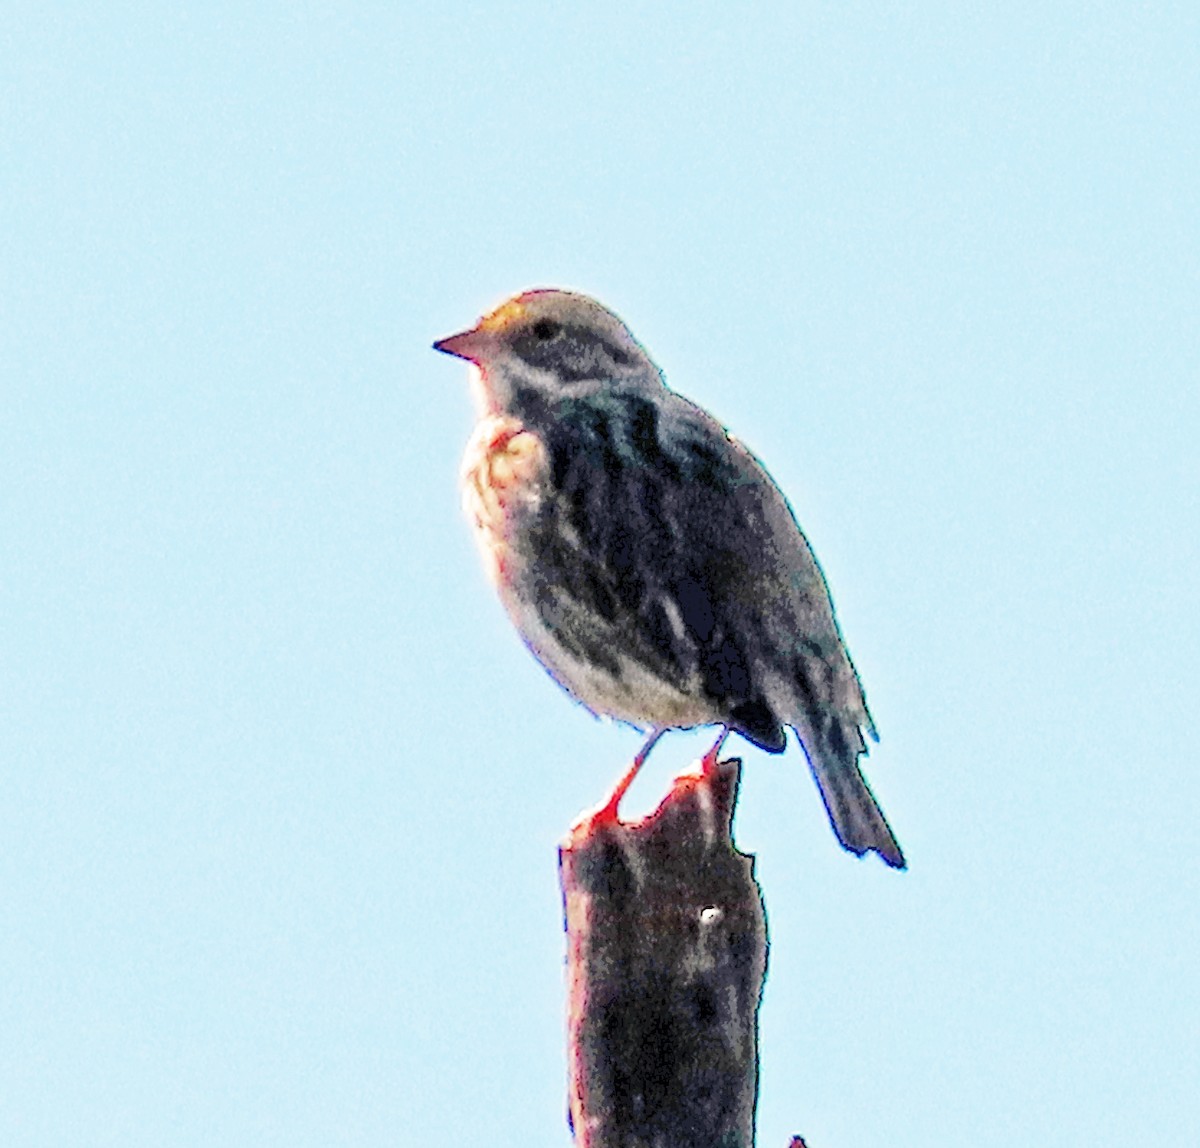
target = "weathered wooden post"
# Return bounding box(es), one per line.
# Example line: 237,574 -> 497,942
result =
559,756 -> 769,1147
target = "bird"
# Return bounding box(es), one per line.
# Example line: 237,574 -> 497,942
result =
433,289 -> 904,868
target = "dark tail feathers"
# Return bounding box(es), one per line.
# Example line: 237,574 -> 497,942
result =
808,752 -> 905,869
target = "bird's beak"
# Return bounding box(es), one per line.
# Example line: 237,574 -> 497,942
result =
432,325 -> 490,364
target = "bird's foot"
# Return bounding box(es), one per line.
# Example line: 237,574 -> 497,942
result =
699,727 -> 730,777
568,728 -> 667,836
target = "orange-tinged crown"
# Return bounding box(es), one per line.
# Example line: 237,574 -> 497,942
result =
479,298 -> 529,333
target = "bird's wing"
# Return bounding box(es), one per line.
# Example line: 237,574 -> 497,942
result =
665,397 -> 903,867
517,389 -> 844,748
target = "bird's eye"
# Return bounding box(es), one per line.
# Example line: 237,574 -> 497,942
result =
532,319 -> 562,341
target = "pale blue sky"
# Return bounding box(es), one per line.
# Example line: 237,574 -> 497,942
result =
2,4 -> 1197,1146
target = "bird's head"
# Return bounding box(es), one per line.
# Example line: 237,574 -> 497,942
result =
434,289 -> 663,415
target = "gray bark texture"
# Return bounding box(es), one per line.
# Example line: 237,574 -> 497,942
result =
559,758 -> 768,1148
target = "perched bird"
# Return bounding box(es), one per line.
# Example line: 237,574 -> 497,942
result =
434,290 -> 904,868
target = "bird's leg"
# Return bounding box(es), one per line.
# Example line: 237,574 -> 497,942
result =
588,727 -> 668,825
699,727 -> 730,777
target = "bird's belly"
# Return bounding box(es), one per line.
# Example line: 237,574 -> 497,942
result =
501,592 -> 718,729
